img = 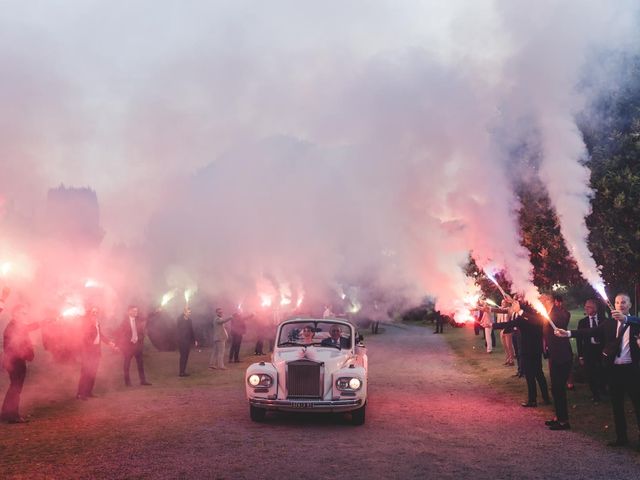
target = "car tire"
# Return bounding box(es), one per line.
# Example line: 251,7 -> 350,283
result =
351,403 -> 366,426
250,405 -> 266,422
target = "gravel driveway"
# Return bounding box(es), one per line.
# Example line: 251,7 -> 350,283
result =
2,324 -> 640,479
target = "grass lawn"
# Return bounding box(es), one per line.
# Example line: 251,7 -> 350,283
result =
415,315 -> 639,445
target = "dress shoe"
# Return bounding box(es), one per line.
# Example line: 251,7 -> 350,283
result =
543,399 -> 552,406
208,366 -> 218,370
140,381 -> 152,386
545,419 -> 559,426
125,381 -> 132,387
521,401 -> 537,407
76,394 -> 88,401
179,373 -> 190,377
549,422 -> 570,431
607,439 -> 629,447
2,416 -> 28,424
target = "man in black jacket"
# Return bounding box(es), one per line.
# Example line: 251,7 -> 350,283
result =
77,307 -> 113,400
321,324 -> 351,349
1,304 -> 40,423
542,294 -> 572,430
576,299 -> 606,402
228,313 -> 248,363
177,307 -> 196,377
493,299 -> 550,407
117,305 -> 151,386
556,293 -> 640,447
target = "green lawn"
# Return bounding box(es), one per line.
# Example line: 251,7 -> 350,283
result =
417,317 -> 638,446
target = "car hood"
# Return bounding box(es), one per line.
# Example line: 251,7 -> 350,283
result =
273,346 -> 354,372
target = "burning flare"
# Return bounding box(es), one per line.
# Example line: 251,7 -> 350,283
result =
84,278 -> 102,288
592,281 -> 614,310
1,262 -> 12,277
280,295 -> 292,306
184,287 -> 197,304
260,293 -> 273,308
62,305 -> 85,318
161,289 -> 177,307
348,300 -> 362,314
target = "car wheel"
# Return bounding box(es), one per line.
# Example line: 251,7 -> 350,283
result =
250,405 -> 266,422
351,404 -> 366,426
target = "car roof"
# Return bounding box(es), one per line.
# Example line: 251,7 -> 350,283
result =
280,317 -> 355,328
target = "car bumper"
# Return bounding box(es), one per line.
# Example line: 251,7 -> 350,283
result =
249,397 -> 363,413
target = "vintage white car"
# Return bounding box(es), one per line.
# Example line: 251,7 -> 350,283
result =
245,317 -> 368,425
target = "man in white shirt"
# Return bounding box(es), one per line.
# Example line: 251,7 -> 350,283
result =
556,293 -> 640,447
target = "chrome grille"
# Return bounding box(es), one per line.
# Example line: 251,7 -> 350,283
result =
287,360 -> 321,398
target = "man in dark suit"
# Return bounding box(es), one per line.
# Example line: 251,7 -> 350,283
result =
77,306 -> 113,400
493,299 -> 550,407
177,306 -> 195,377
542,294 -> 572,430
576,299 -> 606,402
228,313 -> 248,363
117,305 -> 151,386
556,293 -> 640,447
1,304 -> 41,423
321,324 -> 351,349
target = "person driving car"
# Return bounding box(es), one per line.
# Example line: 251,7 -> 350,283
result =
321,325 -> 350,349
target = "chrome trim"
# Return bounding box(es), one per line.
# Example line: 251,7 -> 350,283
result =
249,398 -> 362,408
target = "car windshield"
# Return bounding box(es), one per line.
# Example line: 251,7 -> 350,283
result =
278,321 -> 352,348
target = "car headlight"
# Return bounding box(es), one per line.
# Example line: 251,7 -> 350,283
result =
348,378 -> 361,390
248,374 -> 273,388
336,377 -> 362,391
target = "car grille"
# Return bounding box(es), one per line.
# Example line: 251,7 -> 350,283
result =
287,360 -> 321,398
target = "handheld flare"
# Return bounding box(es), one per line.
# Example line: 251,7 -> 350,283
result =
161,289 -> 177,307
593,283 -> 614,311
184,288 -> 195,304
1,262 -> 12,277
485,272 -> 511,301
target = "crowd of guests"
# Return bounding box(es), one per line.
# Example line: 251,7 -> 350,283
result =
475,291 -> 640,449
0,291 -> 265,424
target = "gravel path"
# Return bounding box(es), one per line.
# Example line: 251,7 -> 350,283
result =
2,324 -> 640,479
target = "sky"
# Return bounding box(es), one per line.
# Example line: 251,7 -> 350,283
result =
0,0 -> 638,315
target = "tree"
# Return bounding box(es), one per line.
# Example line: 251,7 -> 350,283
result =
517,183 -> 583,290
582,54 -> 640,294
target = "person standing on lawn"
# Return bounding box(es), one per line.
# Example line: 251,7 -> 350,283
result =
555,293 -> 640,448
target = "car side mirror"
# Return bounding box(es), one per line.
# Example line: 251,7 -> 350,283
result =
357,334 -> 364,345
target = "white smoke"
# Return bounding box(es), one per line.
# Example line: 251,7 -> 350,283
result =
0,1 -> 638,317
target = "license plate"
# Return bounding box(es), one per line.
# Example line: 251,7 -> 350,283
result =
290,402 -> 314,408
